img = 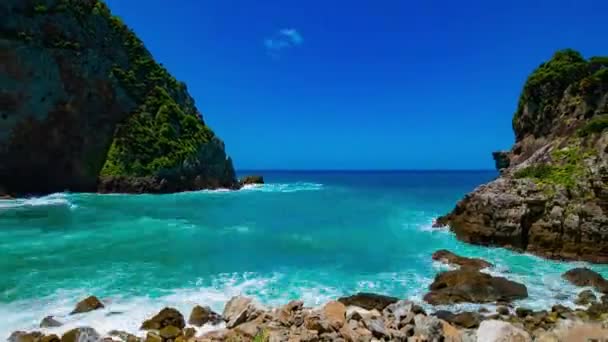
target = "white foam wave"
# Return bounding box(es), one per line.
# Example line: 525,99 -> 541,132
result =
0,193 -> 76,211
0,272 -> 341,338
240,182 -> 324,193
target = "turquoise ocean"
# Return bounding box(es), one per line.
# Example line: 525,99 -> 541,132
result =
1,171 -> 607,336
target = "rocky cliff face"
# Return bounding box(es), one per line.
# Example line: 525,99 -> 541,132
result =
437,49 -> 608,263
0,0 -> 237,195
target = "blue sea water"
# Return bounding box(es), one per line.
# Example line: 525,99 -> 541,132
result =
1,170 -> 607,335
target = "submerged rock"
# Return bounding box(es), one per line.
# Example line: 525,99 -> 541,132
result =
576,289 -> 598,306
431,249 -> 493,270
70,296 -> 104,315
424,268 -> 528,305
140,307 -> 185,330
40,316 -> 62,328
338,292 -> 399,311
188,305 -> 223,326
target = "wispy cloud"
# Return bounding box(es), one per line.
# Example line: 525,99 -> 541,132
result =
264,28 -> 303,58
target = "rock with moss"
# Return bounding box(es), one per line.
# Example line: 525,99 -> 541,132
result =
436,49 -> 608,263
0,0 -> 237,196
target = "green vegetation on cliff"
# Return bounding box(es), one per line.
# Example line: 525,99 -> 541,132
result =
513,143 -> 592,188
73,1 -> 220,178
514,49 -> 608,138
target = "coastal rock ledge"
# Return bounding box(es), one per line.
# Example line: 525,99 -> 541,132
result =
0,0 -> 238,196
436,49 -> 608,263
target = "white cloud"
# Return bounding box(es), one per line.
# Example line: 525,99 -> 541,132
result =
264,28 -> 303,58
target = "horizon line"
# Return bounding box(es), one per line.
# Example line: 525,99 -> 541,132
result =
236,169 -> 497,172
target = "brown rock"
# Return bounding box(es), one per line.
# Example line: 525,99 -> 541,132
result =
40,335 -> 60,342
432,249 -> 493,270
140,307 -> 185,330
222,296 -> 263,328
239,175 -> 264,186
159,326 -> 182,340
424,268 -> 528,305
60,328 -> 100,342
337,293 -> 398,311
575,289 -> 598,306
188,305 -> 223,326
143,332 -> 162,342
323,301 -> 346,330
40,316 -> 62,328
563,268 -> 608,293
8,332 -> 43,342
70,296 -> 104,315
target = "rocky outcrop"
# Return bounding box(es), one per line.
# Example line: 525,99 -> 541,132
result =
562,267 -> 608,293
70,296 -> 104,315
239,175 -> 264,186
0,0 -> 237,196
140,307 -> 185,330
432,249 -> 493,270
337,292 -> 399,311
188,305 -> 223,327
39,316 -> 62,328
13,293 -> 608,342
424,268 -> 528,305
436,50 -> 608,263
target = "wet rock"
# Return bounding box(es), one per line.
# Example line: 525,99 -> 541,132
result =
107,331 -> 140,342
40,336 -> 60,342
323,301 -> 346,330
476,320 -> 531,342
159,326 -> 182,340
448,312 -> 482,329
143,332 -> 162,342
239,175 -> 264,186
338,292 -> 398,311
497,306 -> 510,315
586,302 -> 608,319
188,305 -> 223,326
563,268 -> 608,292
70,296 -> 104,315
424,268 -> 528,305
575,289 -> 598,306
140,307 -> 185,330
431,249 -> 493,270
8,332 -> 43,342
60,328 -> 100,342
40,316 -> 62,328
515,307 -> 533,318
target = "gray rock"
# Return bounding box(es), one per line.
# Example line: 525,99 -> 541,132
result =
40,316 -> 62,328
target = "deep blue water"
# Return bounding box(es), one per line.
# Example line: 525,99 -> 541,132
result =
0,170 -> 605,335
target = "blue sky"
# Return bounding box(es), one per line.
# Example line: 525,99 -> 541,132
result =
105,0 -> 608,170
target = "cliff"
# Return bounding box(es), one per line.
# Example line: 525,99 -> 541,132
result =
437,49 -> 608,262
0,0 -> 237,195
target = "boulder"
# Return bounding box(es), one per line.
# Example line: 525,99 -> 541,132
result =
60,328 -> 100,342
563,268 -> 608,293
575,289 -> 598,306
70,296 -> 104,315
188,305 -> 223,326
107,331 -> 140,342
40,336 -> 60,342
275,300 -> 304,326
445,312 -> 482,329
8,332 -> 43,342
239,175 -> 264,186
476,320 -> 531,342
158,326 -> 181,340
140,307 -> 185,330
424,268 -> 528,305
362,318 -> 389,339
323,301 -> 346,330
338,292 -> 399,311
431,249 -> 493,270
413,315 -> 443,341
40,316 -> 62,328
222,296 -> 263,328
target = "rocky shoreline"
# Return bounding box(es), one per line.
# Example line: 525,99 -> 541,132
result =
8,251 -> 608,341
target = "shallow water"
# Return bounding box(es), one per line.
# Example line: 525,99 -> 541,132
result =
0,170 -> 605,336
